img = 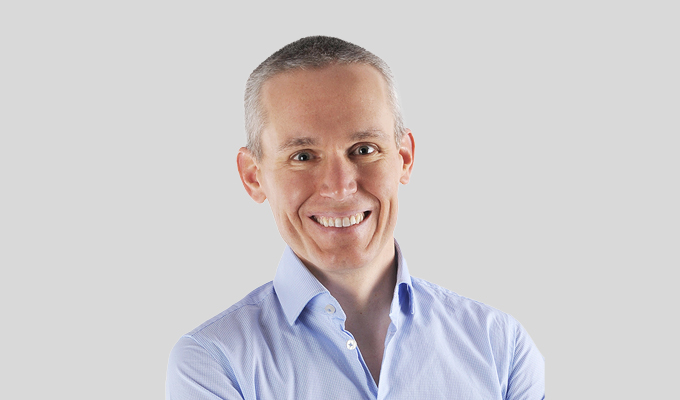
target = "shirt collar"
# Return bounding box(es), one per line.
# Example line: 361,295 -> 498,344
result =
273,240 -> 415,326
273,246 -> 329,326
391,240 -> 415,326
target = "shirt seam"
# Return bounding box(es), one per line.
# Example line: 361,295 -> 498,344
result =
413,276 -> 513,316
183,334 -> 243,396
190,285 -> 277,335
509,319 -> 519,374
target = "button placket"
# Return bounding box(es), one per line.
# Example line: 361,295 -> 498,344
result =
320,302 -> 357,352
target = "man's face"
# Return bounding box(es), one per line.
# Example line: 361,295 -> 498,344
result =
238,64 -> 414,275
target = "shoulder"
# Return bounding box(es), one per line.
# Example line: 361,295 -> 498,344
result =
176,281 -> 279,353
168,281 -> 280,373
410,276 -> 525,346
166,285 -> 280,400
412,276 -> 517,322
409,276 -> 544,394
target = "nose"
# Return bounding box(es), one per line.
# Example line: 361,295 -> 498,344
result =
318,155 -> 357,201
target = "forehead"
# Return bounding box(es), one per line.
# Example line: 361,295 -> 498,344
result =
259,64 -> 393,147
262,63 -> 388,103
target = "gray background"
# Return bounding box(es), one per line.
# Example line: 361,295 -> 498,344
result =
1,1 -> 677,399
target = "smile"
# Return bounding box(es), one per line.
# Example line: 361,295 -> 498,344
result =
312,212 -> 368,228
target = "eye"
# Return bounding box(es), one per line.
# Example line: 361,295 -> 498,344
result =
353,145 -> 376,155
292,152 -> 312,161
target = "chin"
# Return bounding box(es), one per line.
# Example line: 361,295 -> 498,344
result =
321,243 -> 380,267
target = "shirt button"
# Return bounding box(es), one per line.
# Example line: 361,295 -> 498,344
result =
346,339 -> 357,350
324,304 -> 336,314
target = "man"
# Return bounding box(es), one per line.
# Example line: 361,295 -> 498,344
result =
166,36 -> 544,399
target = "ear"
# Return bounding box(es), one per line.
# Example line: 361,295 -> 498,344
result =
398,129 -> 415,184
237,147 -> 267,203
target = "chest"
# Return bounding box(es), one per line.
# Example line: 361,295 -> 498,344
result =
226,317 -> 506,400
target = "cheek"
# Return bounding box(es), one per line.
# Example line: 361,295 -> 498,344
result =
264,172 -> 312,215
363,166 -> 401,200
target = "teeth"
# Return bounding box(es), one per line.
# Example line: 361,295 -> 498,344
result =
314,212 -> 366,228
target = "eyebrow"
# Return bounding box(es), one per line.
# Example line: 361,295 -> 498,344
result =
277,137 -> 318,152
351,129 -> 389,141
276,129 -> 390,153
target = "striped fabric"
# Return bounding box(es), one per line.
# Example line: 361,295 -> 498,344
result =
166,242 -> 545,399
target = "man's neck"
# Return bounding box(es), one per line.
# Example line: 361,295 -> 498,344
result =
304,242 -> 398,385
323,257 -> 397,318
305,241 -> 398,317
335,261 -> 396,386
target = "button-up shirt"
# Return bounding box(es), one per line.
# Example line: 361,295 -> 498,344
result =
166,242 -> 545,399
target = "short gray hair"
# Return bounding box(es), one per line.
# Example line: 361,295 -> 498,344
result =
244,36 -> 406,160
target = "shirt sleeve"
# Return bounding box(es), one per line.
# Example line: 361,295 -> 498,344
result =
506,322 -> 545,400
166,335 -> 244,400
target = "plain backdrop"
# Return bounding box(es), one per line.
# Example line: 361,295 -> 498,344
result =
1,1 -> 678,399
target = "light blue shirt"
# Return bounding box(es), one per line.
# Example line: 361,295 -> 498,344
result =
166,242 -> 545,399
